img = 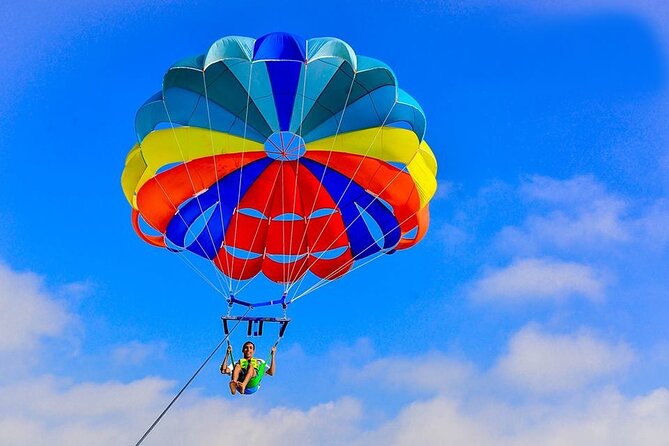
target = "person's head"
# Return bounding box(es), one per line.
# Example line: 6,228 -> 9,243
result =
242,341 -> 255,359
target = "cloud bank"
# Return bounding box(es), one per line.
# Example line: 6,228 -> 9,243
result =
2,255 -> 666,446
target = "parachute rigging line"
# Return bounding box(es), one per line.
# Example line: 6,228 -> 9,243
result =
202,67 -> 233,294
230,156 -> 284,296
134,307 -> 252,446
289,208 -> 424,302
284,61 -> 310,288
151,101 -> 230,294
139,174 -> 228,295
230,63 -> 255,294
285,60 -> 356,286
174,249 -> 227,297
285,95 -> 397,298
163,100 -> 231,292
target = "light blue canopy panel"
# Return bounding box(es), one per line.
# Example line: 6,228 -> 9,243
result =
134,33 -> 426,146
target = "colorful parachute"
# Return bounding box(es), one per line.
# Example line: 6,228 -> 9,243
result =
121,32 -> 437,302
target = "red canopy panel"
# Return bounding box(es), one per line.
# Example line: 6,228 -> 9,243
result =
135,153 -> 265,233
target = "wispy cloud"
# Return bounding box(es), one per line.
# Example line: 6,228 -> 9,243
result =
493,175 -> 669,259
111,340 -> 167,366
497,176 -> 630,255
494,324 -> 635,394
353,353 -> 477,395
434,180 -> 455,200
468,257 -> 605,303
0,261 -> 75,353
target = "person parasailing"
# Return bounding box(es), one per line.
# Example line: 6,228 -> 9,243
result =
220,341 -> 276,395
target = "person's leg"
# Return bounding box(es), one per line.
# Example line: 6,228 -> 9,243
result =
239,366 -> 256,394
230,364 -> 242,395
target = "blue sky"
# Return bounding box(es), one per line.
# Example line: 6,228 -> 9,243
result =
2,0 -> 669,444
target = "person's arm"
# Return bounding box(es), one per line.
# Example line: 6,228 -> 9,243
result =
220,344 -> 232,375
266,346 -> 277,376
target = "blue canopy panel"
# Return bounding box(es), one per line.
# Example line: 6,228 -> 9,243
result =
165,157 -> 273,259
135,91 -> 168,143
253,33 -> 306,133
300,158 -> 401,259
252,32 -> 306,62
266,61 -> 302,131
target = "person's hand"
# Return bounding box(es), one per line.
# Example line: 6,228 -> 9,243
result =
271,346 -> 277,355
227,344 -> 232,354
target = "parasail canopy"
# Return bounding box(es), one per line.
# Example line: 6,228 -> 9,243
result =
121,32 -> 437,304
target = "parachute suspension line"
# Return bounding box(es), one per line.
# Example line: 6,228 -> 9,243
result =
173,250 -> 227,297
287,134 -> 417,300
231,162 -> 284,296
139,165 -> 227,296
298,66 -> 356,239
289,209 -> 422,302
134,306 -> 252,446
297,100 -> 396,256
285,54 -> 310,287
231,51 -> 307,296
287,124 -> 413,300
160,99 -> 230,294
287,95 -> 398,299
202,66 -> 234,294
287,149 -> 413,300
280,134 -> 289,293
230,61 -> 255,294
284,64 -> 357,296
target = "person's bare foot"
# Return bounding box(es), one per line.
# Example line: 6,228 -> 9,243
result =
229,381 -> 238,395
239,384 -> 246,394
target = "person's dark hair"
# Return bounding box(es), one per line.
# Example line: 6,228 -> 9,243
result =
242,341 -> 255,350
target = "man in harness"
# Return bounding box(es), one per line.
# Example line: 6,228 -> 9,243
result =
221,341 -> 276,395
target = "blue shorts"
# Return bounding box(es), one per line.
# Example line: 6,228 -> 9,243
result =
243,385 -> 259,395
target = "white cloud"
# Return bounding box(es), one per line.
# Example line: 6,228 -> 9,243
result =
0,374 -> 363,446
0,313 -> 664,445
437,222 -> 469,245
633,198 -> 669,248
434,180 -> 455,200
497,176 -> 630,254
5,373 -> 668,446
353,353 -> 477,395
520,175 -> 612,206
1,258 -> 666,445
360,388 -> 669,446
359,397 -> 496,445
494,176 -> 669,258
111,340 -> 167,366
494,324 -> 635,394
0,375 -> 173,446
469,257 -> 605,303
0,261 -> 75,353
